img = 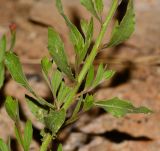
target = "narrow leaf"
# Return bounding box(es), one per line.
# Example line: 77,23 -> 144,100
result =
0,63 -> 5,88
80,0 -> 100,21
48,27 -> 74,80
93,64 -> 104,87
103,70 -> 115,80
95,97 -> 152,117
85,65 -> 94,88
5,52 -> 34,94
94,0 -> 104,14
44,109 -> 66,134
83,95 -> 94,111
0,35 -> 6,62
56,0 -> 84,64
51,70 -> 62,97
108,0 -> 135,47
15,126 -> 24,149
5,96 -> 19,122
0,139 -> 9,151
24,120 -> 33,151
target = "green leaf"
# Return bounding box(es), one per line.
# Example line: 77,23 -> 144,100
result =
94,0 -> 104,14
44,109 -> 66,134
92,64 -> 104,87
23,120 -> 33,151
57,82 -> 72,105
48,27 -> 74,80
79,18 -> 94,64
0,35 -> 6,62
57,144 -> 63,151
41,57 -> 52,87
5,96 -> 19,122
103,70 -> 115,80
5,52 -> 34,94
9,30 -> 16,51
15,126 -> 24,149
85,65 -> 94,88
5,52 -> 54,109
0,139 -> 9,151
0,63 -> 5,88
108,0 -> 135,47
80,19 -> 89,36
83,95 -> 94,111
26,96 -> 48,123
51,70 -> 62,97
95,97 -> 153,118
72,97 -> 83,118
56,0 -> 84,65
80,0 -> 100,21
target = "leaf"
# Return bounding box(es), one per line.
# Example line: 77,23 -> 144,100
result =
83,95 -> 94,111
57,144 -> 63,151
56,0 -> 84,64
44,109 -> 66,134
79,18 -> 94,64
0,63 -> 5,88
5,52 -> 34,94
80,19 -> 89,36
103,70 -> 115,80
26,96 -> 48,123
48,27 -> 74,80
0,35 -> 6,62
80,0 -> 100,21
108,0 -> 135,47
41,57 -> 52,87
5,96 -> 19,122
15,126 -> 24,149
23,120 -> 33,151
72,97 -> 83,118
0,139 -> 9,151
94,0 -> 104,14
95,97 -> 153,118
92,64 -> 104,87
51,70 -> 62,97
57,82 -> 72,105
85,65 -> 94,88
5,52 -> 54,109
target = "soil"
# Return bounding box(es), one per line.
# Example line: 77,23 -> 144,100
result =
0,0 -> 160,150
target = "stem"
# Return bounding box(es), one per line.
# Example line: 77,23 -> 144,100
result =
40,133 -> 52,151
63,0 -> 119,110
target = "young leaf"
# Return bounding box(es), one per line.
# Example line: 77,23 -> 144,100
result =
57,82 -> 72,104
94,0 -> 104,14
85,65 -> 94,88
5,52 -> 34,94
5,96 -> 19,122
44,109 -> 66,134
108,0 -> 135,47
26,96 -> 48,123
0,139 -> 9,151
56,0 -> 84,65
103,70 -> 115,80
48,27 -> 74,80
79,18 -> 94,64
41,57 -> 52,87
15,126 -> 24,149
83,95 -> 94,111
80,0 -> 100,21
92,64 -> 104,87
0,35 -> 6,62
80,19 -> 89,36
23,120 -> 33,151
9,23 -> 16,51
0,63 -> 4,88
95,97 -> 153,118
51,70 -> 62,97
57,144 -> 63,151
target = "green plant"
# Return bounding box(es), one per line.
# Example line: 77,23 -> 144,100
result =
0,0 -> 152,150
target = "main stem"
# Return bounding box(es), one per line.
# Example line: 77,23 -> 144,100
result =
40,133 -> 52,151
63,0 -> 119,110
